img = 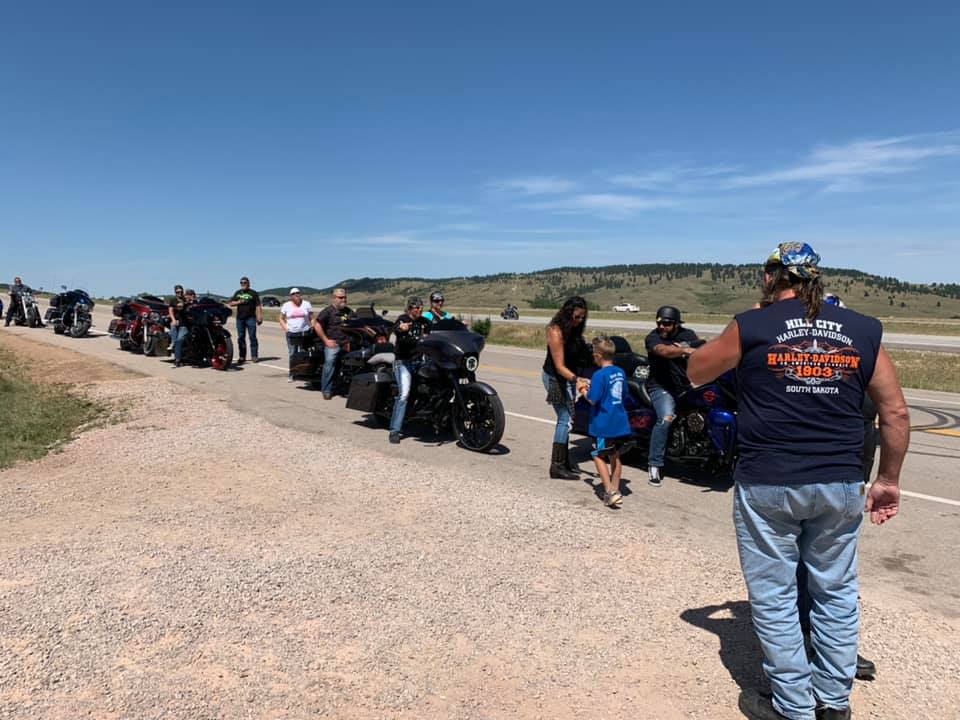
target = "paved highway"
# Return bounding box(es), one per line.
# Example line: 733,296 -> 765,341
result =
7,305 -> 960,623
475,314 -> 960,353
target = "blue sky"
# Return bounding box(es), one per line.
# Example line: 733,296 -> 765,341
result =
2,1 -> 958,296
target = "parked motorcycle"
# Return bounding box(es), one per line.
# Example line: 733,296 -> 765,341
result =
110,294 -> 171,355
174,298 -> 233,370
573,336 -> 739,473
347,318 -> 506,453
8,287 -> 43,328
500,305 -> 520,320
288,305 -> 395,393
45,286 -> 95,337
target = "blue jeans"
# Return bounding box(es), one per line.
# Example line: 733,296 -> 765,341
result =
541,370 -> 574,444
389,360 -> 418,434
236,316 -> 258,360
734,481 -> 864,719
647,386 -> 676,468
321,344 -> 341,394
170,325 -> 189,363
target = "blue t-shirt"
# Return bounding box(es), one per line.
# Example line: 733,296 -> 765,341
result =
734,298 -> 882,485
586,365 -> 632,439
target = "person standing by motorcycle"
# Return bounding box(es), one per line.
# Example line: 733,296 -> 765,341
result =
280,288 -> 314,381
644,305 -> 699,487
688,242 -> 909,720
167,285 -> 193,368
313,288 -> 352,399
228,276 -> 262,365
388,296 -> 431,444
543,296 -> 590,480
422,291 -> 453,323
4,277 -> 26,326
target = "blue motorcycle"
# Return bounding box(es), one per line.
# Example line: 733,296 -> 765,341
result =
573,337 -> 739,473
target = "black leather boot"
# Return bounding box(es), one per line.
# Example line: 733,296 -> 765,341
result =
549,443 -> 579,480
855,652 -> 876,680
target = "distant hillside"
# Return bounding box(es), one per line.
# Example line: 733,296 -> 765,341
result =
274,264 -> 960,319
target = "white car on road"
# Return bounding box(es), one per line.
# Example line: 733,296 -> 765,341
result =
612,303 -> 639,313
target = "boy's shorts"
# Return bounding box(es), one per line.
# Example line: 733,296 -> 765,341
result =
591,435 -> 634,458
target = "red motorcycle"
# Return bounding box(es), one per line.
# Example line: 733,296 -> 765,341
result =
109,295 -> 171,356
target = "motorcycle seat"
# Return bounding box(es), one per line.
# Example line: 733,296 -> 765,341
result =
368,351 -> 395,366
632,379 -> 653,407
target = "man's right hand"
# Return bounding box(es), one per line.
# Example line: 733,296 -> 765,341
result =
324,339 -> 338,349
865,476 -> 900,525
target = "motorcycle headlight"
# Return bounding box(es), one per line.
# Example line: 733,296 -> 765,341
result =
464,355 -> 480,373
148,311 -> 160,322
633,364 -> 650,381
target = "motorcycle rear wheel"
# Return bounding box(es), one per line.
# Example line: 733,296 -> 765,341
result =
452,387 -> 505,453
210,335 -> 233,370
53,323 -> 66,335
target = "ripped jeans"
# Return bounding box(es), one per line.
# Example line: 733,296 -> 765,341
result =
647,386 -> 676,468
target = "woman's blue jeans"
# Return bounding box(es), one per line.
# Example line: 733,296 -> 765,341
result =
389,360 -> 417,434
734,480 -> 864,719
541,370 -> 574,444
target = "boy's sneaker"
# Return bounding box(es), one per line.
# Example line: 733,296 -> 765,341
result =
648,466 -> 662,487
603,491 -> 622,507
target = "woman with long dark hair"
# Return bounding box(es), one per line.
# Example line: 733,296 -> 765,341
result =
542,296 -> 589,479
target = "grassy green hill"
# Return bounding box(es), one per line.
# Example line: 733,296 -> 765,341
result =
268,265 -> 960,320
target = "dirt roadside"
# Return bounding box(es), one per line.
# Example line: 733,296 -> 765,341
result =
0,334 -> 957,719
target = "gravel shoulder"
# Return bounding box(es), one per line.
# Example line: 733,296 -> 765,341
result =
1,337 -> 957,719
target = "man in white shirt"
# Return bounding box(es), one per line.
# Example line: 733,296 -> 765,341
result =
279,288 -> 313,381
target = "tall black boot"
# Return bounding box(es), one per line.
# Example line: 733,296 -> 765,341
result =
563,444 -> 581,474
550,442 -> 579,480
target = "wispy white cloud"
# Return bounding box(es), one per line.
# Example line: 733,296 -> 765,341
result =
397,203 -> 473,215
524,193 -> 678,218
727,134 -> 960,189
608,164 -> 739,191
489,176 -> 578,195
354,233 -> 423,246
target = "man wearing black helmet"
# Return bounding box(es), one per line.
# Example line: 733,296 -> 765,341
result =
644,305 -> 699,487
423,291 -> 453,323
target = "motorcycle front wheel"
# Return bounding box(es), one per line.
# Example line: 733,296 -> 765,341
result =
210,333 -> 233,370
68,317 -> 92,338
452,386 -> 505,453
143,335 -> 159,356
28,306 -> 42,328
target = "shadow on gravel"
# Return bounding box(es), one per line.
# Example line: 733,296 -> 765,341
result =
681,600 -> 766,693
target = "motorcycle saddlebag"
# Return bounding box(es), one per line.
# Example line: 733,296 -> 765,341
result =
108,318 -> 127,336
346,370 -> 393,413
44,308 -> 60,322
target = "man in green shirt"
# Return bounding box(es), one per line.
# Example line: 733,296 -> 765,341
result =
228,276 -> 263,364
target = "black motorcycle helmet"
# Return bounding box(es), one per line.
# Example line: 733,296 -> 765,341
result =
655,305 -> 682,325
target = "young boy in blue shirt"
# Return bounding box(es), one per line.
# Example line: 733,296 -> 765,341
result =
578,336 -> 633,507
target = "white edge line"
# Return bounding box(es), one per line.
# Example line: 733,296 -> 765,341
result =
505,410 -> 555,426
901,490 -> 960,508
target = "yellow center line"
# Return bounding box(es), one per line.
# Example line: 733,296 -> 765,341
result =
920,428 -> 960,438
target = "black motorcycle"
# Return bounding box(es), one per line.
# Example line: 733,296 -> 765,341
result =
45,286 -> 95,337
289,306 -> 395,393
175,298 -> 234,370
500,305 -> 520,320
8,286 -> 43,328
347,318 -> 506,453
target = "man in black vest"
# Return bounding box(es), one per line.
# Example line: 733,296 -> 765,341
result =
688,243 -> 909,720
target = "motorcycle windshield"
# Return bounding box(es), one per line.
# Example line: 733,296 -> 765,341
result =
417,320 -> 485,363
